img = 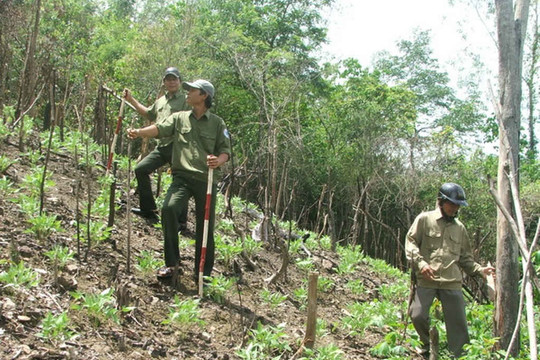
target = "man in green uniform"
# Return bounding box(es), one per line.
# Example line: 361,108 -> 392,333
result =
127,79 -> 231,280
405,183 -> 495,359
123,67 -> 189,224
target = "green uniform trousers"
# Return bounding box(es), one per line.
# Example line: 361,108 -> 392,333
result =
410,286 -> 470,358
161,174 -> 216,277
134,144 -> 172,213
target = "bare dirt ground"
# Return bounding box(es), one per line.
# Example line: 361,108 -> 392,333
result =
0,138 -> 421,360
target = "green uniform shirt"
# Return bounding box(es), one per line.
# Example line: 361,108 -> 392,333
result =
147,91 -> 188,147
156,110 -> 231,183
405,207 -> 482,290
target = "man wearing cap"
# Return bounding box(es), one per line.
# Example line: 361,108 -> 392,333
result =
405,183 -> 495,359
123,67 -> 190,223
127,79 -> 231,280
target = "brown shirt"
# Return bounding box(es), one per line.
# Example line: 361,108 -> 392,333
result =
405,207 -> 482,290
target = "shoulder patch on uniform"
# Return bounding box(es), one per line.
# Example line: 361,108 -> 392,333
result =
224,129 -> 230,139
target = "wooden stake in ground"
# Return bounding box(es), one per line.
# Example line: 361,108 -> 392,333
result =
106,98 -> 125,174
291,272 -> 318,359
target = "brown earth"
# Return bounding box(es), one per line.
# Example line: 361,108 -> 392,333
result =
0,137 -> 423,360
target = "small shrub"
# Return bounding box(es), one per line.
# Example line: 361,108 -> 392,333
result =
216,217 -> 235,233
79,220 -> 112,244
205,275 -> 235,303
215,233 -> 242,269
293,286 -> 308,310
260,288 -> 288,309
162,296 -> 204,329
295,257 -> 315,272
0,155 -> 17,173
363,257 -> 402,279
0,176 -> 17,199
299,343 -> 344,360
37,311 -> 75,342
21,166 -> 55,196
346,279 -> 365,295
0,261 -> 40,289
236,322 -> 291,359
318,276 -> 335,293
25,213 -> 62,240
242,234 -> 262,257
70,288 -> 120,326
336,245 -> 364,274
135,250 -> 163,274
44,245 -> 75,270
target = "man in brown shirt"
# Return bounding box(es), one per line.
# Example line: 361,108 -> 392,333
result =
405,183 -> 494,359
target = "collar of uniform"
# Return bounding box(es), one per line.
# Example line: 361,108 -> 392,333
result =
189,109 -> 210,120
435,206 -> 456,223
165,91 -> 178,100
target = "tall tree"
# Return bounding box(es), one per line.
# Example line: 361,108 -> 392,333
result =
494,0 -> 530,355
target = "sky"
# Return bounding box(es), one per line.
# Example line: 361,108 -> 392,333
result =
320,0 -> 498,86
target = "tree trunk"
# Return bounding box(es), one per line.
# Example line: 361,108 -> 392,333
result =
494,0 -> 530,355
15,0 -> 41,119
525,3 -> 538,159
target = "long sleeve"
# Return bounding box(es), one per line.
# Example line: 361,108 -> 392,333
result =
405,213 -> 428,272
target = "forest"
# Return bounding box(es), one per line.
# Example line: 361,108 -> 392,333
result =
0,0 -> 538,359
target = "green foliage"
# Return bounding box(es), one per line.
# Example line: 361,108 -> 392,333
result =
295,257 -> 315,272
16,194 -> 40,217
154,172 -> 173,210
79,220 -> 112,244
336,245 -> 364,274
0,261 -> 40,289
0,155 -> 17,173
204,275 -> 235,304
346,279 -> 365,295
21,166 -> 55,197
378,279 -> 409,302
242,234 -> 262,257
363,257 -> 403,279
40,131 -> 64,154
0,176 -> 17,199
293,286 -> 308,310
25,213 -> 63,240
215,233 -> 243,269
135,250 -> 163,274
318,235 -> 333,251
82,174 -> 118,218
299,343 -> 344,360
236,321 -> 292,359
70,288 -> 120,326
0,107 -> 14,139
22,150 -> 42,165
341,299 -> 400,337
216,217 -> 235,233
370,330 -> 408,358
317,276 -> 335,292
37,311 -> 75,342
260,288 -> 288,309
229,195 -> 259,215
44,245 -> 75,269
316,318 -> 330,338
162,296 -> 204,328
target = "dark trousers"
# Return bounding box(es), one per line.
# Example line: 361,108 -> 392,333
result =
161,174 -> 216,277
134,144 -> 172,213
410,286 -> 470,358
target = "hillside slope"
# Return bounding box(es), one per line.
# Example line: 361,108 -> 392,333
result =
0,136 -> 419,360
